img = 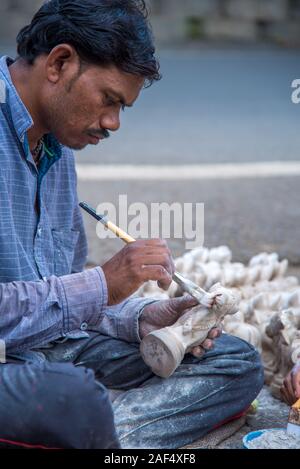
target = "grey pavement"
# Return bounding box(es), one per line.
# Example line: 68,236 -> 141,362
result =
79,176 -> 300,267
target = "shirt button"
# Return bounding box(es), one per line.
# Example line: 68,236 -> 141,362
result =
80,322 -> 88,331
43,276 -> 47,282
37,227 -> 42,237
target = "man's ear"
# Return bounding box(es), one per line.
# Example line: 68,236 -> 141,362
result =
45,44 -> 80,84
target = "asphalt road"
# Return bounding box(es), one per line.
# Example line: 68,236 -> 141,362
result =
79,176 -> 300,267
3,45 -> 298,165
75,47 -> 300,165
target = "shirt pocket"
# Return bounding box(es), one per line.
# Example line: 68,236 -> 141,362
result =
52,229 -> 79,277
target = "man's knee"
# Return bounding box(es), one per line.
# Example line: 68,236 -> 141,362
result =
187,333 -> 264,392
23,362 -> 120,448
199,334 -> 264,420
217,334 -> 264,395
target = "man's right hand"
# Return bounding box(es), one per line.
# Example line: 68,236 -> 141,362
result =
281,362 -> 300,406
102,239 -> 175,306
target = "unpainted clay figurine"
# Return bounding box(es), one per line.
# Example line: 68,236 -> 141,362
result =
140,283 -> 239,378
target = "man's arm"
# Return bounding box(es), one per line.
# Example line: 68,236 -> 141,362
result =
0,267 -> 107,354
71,202 -> 89,274
99,294 -> 222,356
99,295 -> 159,343
70,172 -> 89,274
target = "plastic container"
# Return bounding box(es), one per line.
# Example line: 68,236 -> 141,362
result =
243,428 -> 284,449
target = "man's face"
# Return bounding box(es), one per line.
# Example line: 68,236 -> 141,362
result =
40,52 -> 144,150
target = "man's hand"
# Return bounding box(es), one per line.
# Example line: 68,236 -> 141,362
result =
281,362 -> 300,406
102,239 -> 175,306
139,295 -> 222,357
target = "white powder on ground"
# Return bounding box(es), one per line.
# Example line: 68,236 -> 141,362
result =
247,430 -> 300,449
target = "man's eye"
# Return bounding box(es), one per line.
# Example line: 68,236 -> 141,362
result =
105,96 -> 125,111
106,97 -> 115,106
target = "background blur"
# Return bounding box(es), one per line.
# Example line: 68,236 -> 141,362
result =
1,0 -> 300,46
0,0 -> 299,271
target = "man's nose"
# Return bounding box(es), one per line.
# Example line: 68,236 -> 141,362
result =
101,112 -> 120,132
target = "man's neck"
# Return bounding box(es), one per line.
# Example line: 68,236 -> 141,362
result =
9,59 -> 47,160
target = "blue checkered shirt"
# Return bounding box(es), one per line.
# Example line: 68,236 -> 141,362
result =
0,56 -> 155,356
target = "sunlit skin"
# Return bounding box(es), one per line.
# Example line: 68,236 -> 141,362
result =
9,44 -> 144,158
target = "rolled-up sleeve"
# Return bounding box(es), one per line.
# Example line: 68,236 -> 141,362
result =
0,263 -> 161,353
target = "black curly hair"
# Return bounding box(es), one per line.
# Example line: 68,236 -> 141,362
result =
16,0 -> 161,87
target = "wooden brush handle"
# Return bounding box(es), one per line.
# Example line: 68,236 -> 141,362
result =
106,221 -> 136,244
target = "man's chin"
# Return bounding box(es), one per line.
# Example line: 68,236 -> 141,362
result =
57,138 -> 88,151
66,143 -> 88,151
53,133 -> 95,151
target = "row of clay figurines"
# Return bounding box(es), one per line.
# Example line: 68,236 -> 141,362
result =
138,248 -> 290,298
139,246 -> 300,394
223,290 -> 300,396
265,308 -> 300,399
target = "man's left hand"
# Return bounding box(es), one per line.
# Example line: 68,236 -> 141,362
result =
139,296 -> 222,358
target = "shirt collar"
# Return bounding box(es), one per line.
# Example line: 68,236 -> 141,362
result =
0,55 -> 33,143
0,55 -> 62,159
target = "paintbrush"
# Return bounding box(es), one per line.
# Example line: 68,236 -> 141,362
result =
287,398 -> 300,438
79,202 -> 219,308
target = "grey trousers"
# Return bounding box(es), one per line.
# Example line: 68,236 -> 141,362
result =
0,332 -> 264,449
35,331 -> 264,448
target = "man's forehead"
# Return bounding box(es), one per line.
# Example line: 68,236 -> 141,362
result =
88,64 -> 144,97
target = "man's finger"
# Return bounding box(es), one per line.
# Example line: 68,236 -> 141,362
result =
191,346 -> 205,358
291,369 -> 300,399
201,338 -> 214,350
281,385 -> 295,406
142,254 -> 174,277
157,279 -> 172,291
191,338 -> 215,358
141,265 -> 172,291
284,374 -> 296,403
169,295 -> 199,314
208,327 -> 222,340
280,387 -> 291,406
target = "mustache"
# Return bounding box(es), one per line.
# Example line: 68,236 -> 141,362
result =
86,129 -> 110,140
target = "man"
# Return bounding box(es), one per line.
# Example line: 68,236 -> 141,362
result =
0,0 -> 264,449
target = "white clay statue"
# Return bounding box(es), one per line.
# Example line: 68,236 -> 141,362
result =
140,283 -> 239,378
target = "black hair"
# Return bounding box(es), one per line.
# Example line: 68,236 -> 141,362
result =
16,0 -> 161,87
